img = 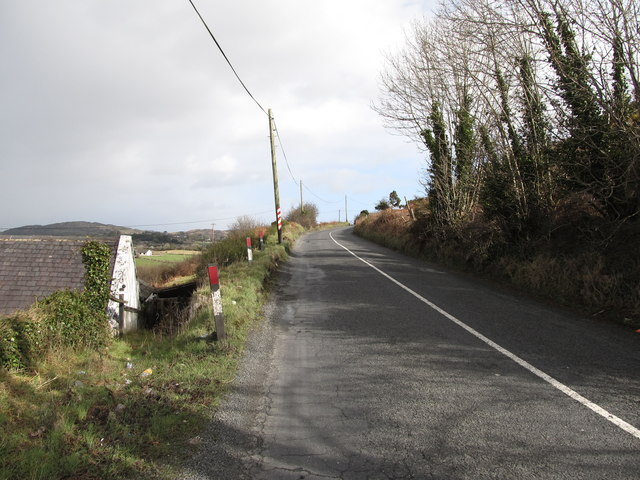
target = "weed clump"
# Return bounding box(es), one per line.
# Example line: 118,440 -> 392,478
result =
137,255 -> 199,287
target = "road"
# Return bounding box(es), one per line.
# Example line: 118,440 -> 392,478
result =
180,227 -> 640,479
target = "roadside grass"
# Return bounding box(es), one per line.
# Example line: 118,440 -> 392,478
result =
1,224 -> 304,480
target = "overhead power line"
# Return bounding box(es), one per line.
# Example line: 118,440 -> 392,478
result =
272,119 -> 297,186
186,2 -> 343,210
303,183 -> 340,204
125,210 -> 273,229
347,195 -> 371,206
272,119 -> 341,207
187,0 -> 267,116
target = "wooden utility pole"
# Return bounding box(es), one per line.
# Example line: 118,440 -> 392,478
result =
300,180 -> 303,213
269,108 -> 282,244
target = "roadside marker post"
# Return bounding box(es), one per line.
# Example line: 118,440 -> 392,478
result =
259,230 -> 265,250
246,237 -> 253,263
207,265 -> 226,340
277,207 -> 283,242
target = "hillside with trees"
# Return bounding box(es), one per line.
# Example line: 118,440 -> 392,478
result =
2,221 -> 139,237
1,221 -> 220,250
371,0 -> 640,323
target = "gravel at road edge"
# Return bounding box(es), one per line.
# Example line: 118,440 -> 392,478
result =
177,301 -> 279,479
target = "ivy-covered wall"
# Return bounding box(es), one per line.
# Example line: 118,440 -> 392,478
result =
0,240 -> 113,370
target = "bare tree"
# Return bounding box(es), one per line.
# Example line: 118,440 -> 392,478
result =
377,0 -> 640,238
227,215 -> 261,239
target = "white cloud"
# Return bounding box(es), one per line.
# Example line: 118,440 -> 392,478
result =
0,0 -> 437,230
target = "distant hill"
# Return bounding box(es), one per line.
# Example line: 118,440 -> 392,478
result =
1,222 -> 226,248
2,221 -> 141,237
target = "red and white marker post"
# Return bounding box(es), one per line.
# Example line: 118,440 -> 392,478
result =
246,237 -> 253,264
277,207 -> 283,243
207,265 -> 226,340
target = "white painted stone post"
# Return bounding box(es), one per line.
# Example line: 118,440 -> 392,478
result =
107,235 -> 140,333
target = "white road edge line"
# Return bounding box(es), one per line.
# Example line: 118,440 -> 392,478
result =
329,231 -> 640,441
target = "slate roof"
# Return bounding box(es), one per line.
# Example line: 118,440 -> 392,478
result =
0,236 -> 117,316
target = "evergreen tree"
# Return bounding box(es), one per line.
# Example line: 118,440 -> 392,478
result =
421,102 -> 453,228
518,54 -> 554,231
389,190 -> 402,208
375,198 -> 391,211
453,90 -> 476,219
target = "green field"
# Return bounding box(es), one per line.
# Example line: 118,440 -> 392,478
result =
135,251 -> 196,267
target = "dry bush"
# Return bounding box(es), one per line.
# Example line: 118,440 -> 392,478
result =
286,203 -> 319,229
227,216 -> 262,240
498,253 -> 629,312
354,209 -> 421,255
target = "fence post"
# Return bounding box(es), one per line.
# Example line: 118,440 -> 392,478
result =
118,294 -> 125,336
246,237 -> 253,264
405,196 -> 416,221
207,265 -> 226,340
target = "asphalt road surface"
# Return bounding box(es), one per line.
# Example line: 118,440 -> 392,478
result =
179,227 -> 640,479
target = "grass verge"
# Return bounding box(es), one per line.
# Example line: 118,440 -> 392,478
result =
0,224 -> 304,480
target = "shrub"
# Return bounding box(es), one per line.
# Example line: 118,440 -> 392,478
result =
375,199 -> 391,211
198,237 -> 251,281
354,209 -> 421,256
286,203 -> 319,229
227,216 -> 261,240
0,290 -> 111,370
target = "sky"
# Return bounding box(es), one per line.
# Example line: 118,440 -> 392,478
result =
1,0 -> 436,231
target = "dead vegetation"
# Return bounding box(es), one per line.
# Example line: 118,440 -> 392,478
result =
136,256 -> 199,288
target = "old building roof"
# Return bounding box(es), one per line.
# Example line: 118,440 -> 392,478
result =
0,236 -> 117,316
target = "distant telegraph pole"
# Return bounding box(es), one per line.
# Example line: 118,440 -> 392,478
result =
269,108 -> 283,244
345,195 -> 348,225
